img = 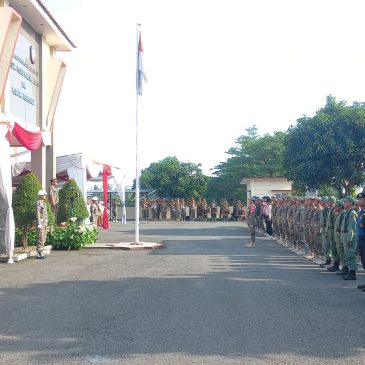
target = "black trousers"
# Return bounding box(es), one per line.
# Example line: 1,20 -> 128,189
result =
265,217 -> 273,235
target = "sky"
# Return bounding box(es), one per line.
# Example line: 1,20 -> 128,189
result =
44,0 -> 365,186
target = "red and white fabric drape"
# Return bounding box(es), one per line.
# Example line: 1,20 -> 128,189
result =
0,123 -> 15,263
102,165 -> 112,229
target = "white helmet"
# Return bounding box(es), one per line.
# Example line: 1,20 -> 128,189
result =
92,197 -> 98,201
38,189 -> 47,196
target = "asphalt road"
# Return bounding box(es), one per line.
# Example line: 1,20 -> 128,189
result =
1,221 -> 365,365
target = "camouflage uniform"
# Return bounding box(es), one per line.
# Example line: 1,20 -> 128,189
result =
319,198 -> 331,262
288,200 -> 296,247
272,201 -> 279,238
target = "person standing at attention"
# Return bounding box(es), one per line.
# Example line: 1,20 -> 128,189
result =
246,198 -> 257,248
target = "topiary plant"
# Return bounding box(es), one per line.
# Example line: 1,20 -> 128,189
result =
13,173 -> 54,248
57,179 -> 89,224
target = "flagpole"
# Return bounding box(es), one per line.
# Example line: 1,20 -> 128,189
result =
135,23 -> 141,244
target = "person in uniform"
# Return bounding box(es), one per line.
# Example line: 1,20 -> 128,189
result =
211,200 -> 218,221
326,196 -> 339,271
287,197 -> 296,249
188,198 -> 196,221
340,196 -> 358,280
161,198 -> 168,221
281,197 -> 289,246
36,190 -> 49,259
48,178 -> 59,221
304,198 -> 315,259
333,200 -> 347,275
201,198 -> 209,222
151,198 -> 159,221
356,193 -> 365,291
180,198 -> 186,221
112,199 -> 118,222
311,197 -> 323,264
319,196 -> 331,266
263,197 -> 273,235
271,198 -> 278,238
90,197 -> 99,225
276,198 -> 284,242
220,198 -> 230,222
141,198 -> 149,221
175,198 -> 182,222
246,198 -> 257,248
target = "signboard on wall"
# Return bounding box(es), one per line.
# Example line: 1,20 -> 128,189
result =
7,29 -> 40,127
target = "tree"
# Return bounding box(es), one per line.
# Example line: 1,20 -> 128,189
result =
13,173 -> 54,248
208,127 -> 286,203
58,179 -> 89,224
283,96 -> 365,196
137,156 -> 208,199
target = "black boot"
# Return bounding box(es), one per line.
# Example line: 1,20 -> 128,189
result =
342,270 -> 356,281
357,284 -> 365,290
325,258 -> 331,266
327,261 -> 340,272
336,266 -> 349,276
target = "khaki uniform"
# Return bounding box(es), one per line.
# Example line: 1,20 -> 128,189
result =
49,185 -> 59,218
36,200 -> 48,254
90,203 -> 98,224
320,206 -> 330,260
246,204 -> 257,243
288,204 -> 296,246
272,204 -> 278,237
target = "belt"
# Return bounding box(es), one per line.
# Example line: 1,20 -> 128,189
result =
336,229 -> 341,233
341,230 -> 348,233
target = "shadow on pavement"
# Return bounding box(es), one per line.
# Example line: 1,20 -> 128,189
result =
1,256 -> 365,363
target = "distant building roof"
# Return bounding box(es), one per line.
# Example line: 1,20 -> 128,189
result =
240,176 -> 290,184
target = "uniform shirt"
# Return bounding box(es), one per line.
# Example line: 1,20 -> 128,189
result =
36,200 -> 48,228
326,206 -> 336,231
341,208 -> 357,242
334,210 -> 346,232
356,208 -> 365,239
247,203 -> 257,225
320,206 -> 329,229
49,185 -> 59,206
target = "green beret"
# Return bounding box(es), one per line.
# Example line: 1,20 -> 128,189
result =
343,196 -> 356,203
335,200 -> 344,206
328,196 -> 336,203
320,196 -> 328,202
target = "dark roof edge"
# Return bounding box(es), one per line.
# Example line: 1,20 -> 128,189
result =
36,0 -> 77,48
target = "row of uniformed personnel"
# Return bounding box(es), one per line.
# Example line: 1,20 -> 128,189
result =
270,194 -> 365,283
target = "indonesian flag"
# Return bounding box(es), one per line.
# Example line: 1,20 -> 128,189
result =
137,33 -> 147,96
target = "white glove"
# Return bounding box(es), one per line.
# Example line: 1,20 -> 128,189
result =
37,225 -> 42,229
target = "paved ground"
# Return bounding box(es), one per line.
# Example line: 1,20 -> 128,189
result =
0,221 -> 365,365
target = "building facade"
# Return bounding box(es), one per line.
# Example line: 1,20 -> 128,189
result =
0,0 -> 75,187
0,0 -> 74,255
240,177 -> 293,201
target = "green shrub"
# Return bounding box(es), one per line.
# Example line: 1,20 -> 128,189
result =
58,179 -> 89,224
13,173 -> 54,247
47,219 -> 98,250
15,220 -> 98,249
